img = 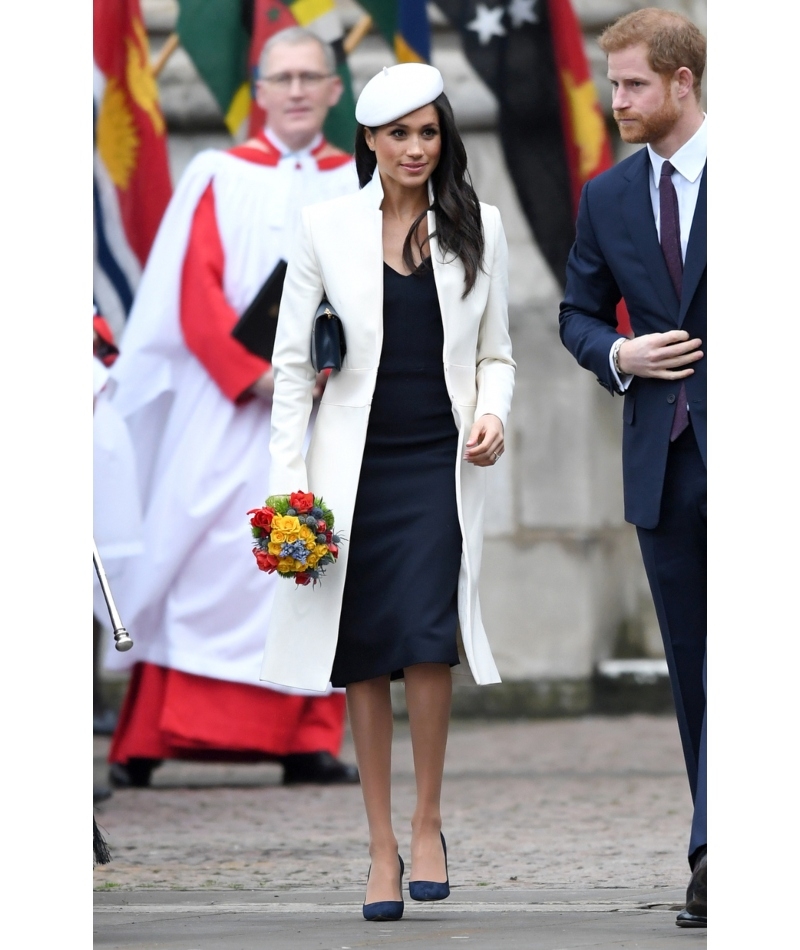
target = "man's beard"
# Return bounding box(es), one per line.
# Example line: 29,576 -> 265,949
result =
614,94 -> 680,144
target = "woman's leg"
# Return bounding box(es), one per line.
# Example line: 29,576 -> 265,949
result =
404,663 -> 451,883
346,675 -> 401,902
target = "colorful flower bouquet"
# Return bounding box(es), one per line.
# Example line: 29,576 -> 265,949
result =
248,490 -> 342,586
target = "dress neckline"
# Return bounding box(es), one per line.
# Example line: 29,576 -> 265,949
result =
383,259 -> 432,278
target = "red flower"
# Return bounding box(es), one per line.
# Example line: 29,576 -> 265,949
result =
290,491 -> 314,514
327,542 -> 339,559
254,549 -> 279,573
248,507 -> 276,531
317,520 -> 327,533
295,572 -> 312,586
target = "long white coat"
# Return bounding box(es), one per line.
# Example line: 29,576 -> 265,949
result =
260,171 -> 516,692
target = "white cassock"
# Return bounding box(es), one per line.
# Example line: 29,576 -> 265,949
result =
105,131 -> 358,697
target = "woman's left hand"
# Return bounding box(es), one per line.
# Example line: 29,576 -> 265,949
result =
464,414 -> 505,467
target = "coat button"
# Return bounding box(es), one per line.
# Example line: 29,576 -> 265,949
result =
667,393 -> 676,404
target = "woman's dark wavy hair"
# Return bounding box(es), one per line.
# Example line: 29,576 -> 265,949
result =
354,92 -> 484,297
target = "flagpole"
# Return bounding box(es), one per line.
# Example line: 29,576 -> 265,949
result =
152,32 -> 180,78
343,15 -> 373,56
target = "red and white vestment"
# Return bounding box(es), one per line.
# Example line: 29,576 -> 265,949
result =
105,132 -> 358,764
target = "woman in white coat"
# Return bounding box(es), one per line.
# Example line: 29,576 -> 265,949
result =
262,63 -> 515,920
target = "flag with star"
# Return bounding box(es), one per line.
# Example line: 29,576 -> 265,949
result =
435,0 -> 612,288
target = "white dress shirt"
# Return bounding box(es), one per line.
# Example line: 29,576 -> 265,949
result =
609,116 -> 707,392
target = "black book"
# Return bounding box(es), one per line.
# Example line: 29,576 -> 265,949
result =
231,259 -> 288,362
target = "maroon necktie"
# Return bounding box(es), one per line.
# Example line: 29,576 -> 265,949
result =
660,160 -> 689,441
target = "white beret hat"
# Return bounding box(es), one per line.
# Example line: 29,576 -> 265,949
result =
355,63 -> 444,127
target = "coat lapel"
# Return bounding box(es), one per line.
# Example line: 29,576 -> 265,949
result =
428,212 -> 465,347
350,173 -> 386,363
679,163 -> 707,325
621,150 -> 679,318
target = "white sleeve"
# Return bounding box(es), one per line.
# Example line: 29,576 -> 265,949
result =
474,206 -> 516,425
609,338 -> 633,393
268,207 -> 324,495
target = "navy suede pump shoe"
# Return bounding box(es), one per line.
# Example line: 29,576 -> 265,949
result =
409,833 -> 450,902
362,855 -> 405,921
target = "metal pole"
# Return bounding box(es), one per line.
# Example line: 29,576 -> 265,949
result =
93,540 -> 134,652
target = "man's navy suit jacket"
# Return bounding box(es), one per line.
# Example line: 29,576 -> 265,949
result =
559,146 -> 707,530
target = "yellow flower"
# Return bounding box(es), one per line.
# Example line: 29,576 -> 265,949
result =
307,553 -> 320,567
314,543 -> 329,558
277,560 -> 294,574
268,542 -> 282,556
299,525 -> 314,542
274,515 -> 301,533
271,529 -> 287,543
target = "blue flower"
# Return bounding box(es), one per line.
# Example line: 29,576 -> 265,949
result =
280,540 -> 309,564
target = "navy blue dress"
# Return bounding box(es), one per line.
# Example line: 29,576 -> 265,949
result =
329,261 -> 462,687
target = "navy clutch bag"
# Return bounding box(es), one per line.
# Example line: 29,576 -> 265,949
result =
311,299 -> 346,372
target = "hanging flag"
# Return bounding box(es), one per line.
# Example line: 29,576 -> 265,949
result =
93,0 -> 173,337
175,0 -> 252,137
176,0 -> 357,150
434,0 -> 612,290
245,0 -> 357,149
358,0 -> 432,62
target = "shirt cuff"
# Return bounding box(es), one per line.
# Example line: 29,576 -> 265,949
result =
609,338 -> 633,393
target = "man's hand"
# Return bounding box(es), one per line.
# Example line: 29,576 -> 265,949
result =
249,369 -> 275,402
618,330 -> 703,379
464,414 -> 505,467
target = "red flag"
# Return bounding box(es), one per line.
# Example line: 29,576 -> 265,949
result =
548,1 -> 628,331
548,0 -> 614,214
93,0 -> 172,268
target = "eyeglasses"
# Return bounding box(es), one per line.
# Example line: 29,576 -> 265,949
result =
259,72 -> 332,90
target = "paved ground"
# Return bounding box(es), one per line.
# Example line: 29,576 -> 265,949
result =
94,714 -> 705,948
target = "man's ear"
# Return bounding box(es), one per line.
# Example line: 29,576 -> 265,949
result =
674,66 -> 694,100
254,79 -> 269,112
326,74 -> 344,108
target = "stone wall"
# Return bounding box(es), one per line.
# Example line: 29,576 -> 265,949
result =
137,0 -> 706,714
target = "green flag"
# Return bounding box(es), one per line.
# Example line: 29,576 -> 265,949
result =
176,0 -> 251,135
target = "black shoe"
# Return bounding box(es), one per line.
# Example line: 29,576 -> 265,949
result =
281,751 -> 360,785
676,848 -> 706,928
93,785 -> 113,804
93,708 -> 119,736
109,758 -> 162,788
